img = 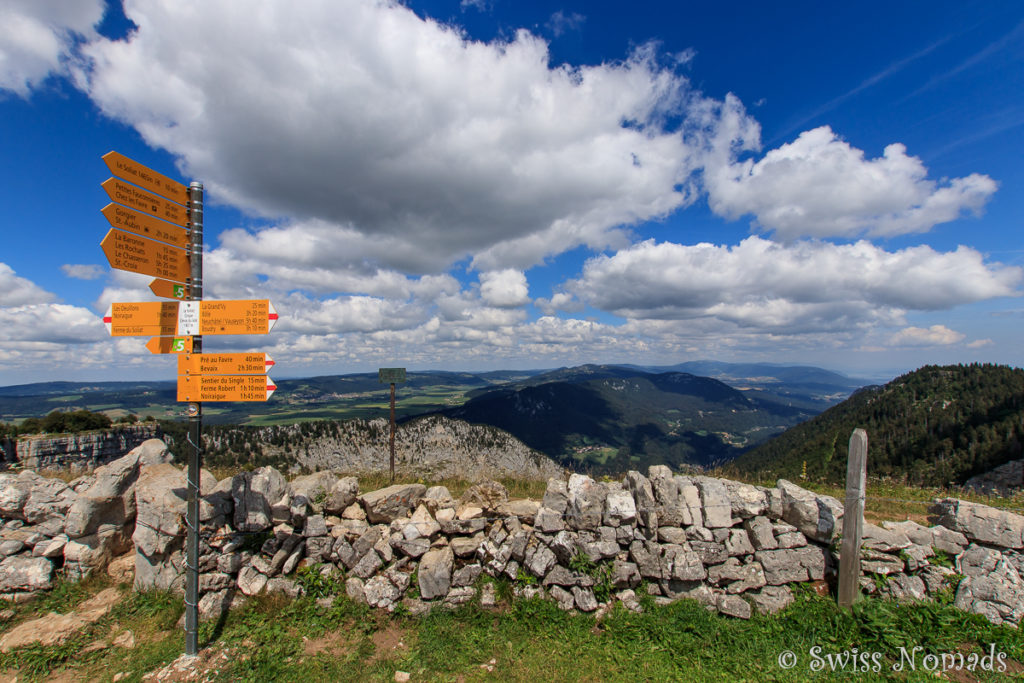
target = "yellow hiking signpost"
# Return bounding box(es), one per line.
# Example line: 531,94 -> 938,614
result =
101,177 -> 190,226
102,203 -> 190,249
100,228 -> 191,282
102,299 -> 279,337
145,336 -> 192,355
98,151 -> 280,657
149,279 -> 190,300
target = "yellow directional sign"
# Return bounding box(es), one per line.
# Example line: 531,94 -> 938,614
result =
101,228 -> 190,282
177,375 -> 277,402
104,300 -> 278,337
104,301 -> 179,337
149,279 -> 190,300
102,151 -> 189,205
177,352 -> 275,376
102,203 -> 189,249
195,300 -> 278,335
102,177 -> 189,227
146,336 -> 193,354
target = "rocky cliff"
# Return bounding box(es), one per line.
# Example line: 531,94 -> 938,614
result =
13,425 -> 161,470
202,415 -> 562,481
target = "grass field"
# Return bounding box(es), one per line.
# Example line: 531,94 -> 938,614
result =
1,570 -> 1020,682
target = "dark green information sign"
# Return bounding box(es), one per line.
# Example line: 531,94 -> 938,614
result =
378,367 -> 407,384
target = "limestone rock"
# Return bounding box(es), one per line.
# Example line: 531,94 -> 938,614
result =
755,546 -> 827,585
324,477 -> 359,516
744,516 -> 777,551
459,481 -> 508,512
930,498 -> 1023,549
624,470 -> 658,530
572,586 -> 598,612
0,555 -> 52,593
288,472 -> 338,513
534,506 -> 565,533
880,574 -> 927,602
749,585 -> 794,615
603,489 -> 637,528
64,442 -> 170,539
717,594 -> 751,619
565,474 -> 606,531
649,467 -> 690,527
65,526 -> 133,581
345,576 -> 367,604
495,499 -> 539,524
232,467 -> 287,532
452,563 -> 482,587
0,586 -> 120,653
360,484 -> 427,524
861,523 -> 911,553
365,575 -> 402,609
541,478 -> 569,514
695,477 -> 733,529
723,481 -> 768,519
419,546 -> 454,600
954,554 -> 1024,626
777,479 -> 843,543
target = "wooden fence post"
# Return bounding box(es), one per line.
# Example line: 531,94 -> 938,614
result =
838,428 -> 868,609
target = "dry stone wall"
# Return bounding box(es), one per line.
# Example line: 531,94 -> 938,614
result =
0,439 -> 1022,629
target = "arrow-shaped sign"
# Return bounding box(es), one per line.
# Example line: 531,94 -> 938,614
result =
102,177 -> 189,227
102,151 -> 189,205
104,300 -> 278,337
101,229 -> 190,282
177,375 -> 277,402
102,203 -> 189,249
146,337 -> 192,354
150,279 -> 190,300
177,352 -> 275,376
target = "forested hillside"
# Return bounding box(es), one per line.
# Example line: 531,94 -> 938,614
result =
441,365 -> 818,472
733,364 -> 1024,486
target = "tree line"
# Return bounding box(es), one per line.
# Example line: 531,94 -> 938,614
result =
733,364 -> 1024,487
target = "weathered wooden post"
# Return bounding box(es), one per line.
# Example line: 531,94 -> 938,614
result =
378,368 -> 407,482
838,428 -> 868,608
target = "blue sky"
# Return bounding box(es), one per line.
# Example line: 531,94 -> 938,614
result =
0,0 -> 1021,386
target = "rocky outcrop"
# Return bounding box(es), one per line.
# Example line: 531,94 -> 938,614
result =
201,416 -> 562,481
964,459 -> 1023,496
14,425 -> 160,470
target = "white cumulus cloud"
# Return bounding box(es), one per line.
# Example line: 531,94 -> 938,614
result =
0,0 -> 104,96
76,1 -> 701,273
888,325 -> 965,346
704,113 -> 997,240
0,263 -> 57,306
61,264 -> 105,280
567,237 -> 1021,332
479,269 -> 530,308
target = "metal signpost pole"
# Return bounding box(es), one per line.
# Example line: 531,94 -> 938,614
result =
185,182 -> 204,655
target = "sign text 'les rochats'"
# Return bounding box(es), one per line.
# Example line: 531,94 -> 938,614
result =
101,228 -> 190,282
103,300 -> 278,337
